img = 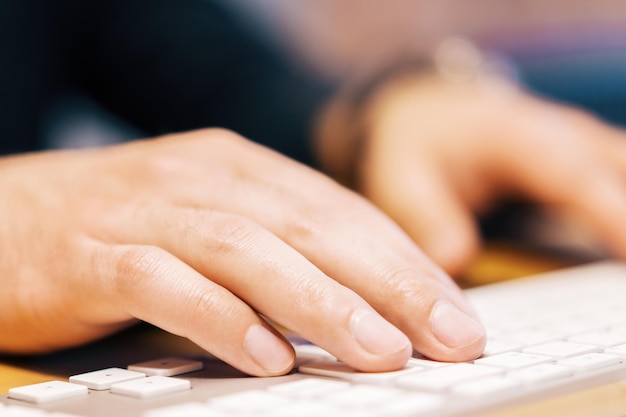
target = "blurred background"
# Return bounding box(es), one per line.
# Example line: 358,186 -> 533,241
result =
223,0 -> 626,126
6,0 -> 623,151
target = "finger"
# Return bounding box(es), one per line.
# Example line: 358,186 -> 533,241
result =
490,111 -> 626,260
155,196 -> 484,363
109,208 -> 412,373
94,242 -> 296,377
360,150 -> 482,278
112,132 -> 485,361
150,130 -> 455,283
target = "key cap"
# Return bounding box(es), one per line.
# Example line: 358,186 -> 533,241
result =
8,381 -> 88,404
110,376 -> 190,399
69,367 -> 146,390
270,401 -> 369,417
298,360 -> 422,385
557,353 -> 621,372
127,357 -> 203,377
475,352 -> 552,370
508,364 -> 574,384
605,343 -> 626,357
208,390 -> 293,413
396,363 -> 501,391
481,340 -> 523,357
376,393 -> 446,417
569,331 -> 626,348
452,376 -> 521,396
3,405 -> 48,417
522,341 -> 599,359
323,385 -> 407,409
267,378 -> 351,399
143,403 -> 229,417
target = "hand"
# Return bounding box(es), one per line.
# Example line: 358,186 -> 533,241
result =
0,129 -> 485,376
328,72 -> 626,275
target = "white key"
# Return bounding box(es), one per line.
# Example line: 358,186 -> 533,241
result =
605,343 -> 626,357
407,357 -> 452,368
497,329 -> 558,345
452,376 -> 521,396
3,405 -> 47,416
110,376 -> 190,399
323,385 -> 406,409
569,331 -> 626,348
143,403 -> 229,417
69,367 -> 146,390
475,352 -> 552,370
127,357 -> 203,377
8,381 -> 88,404
396,363 -> 501,391
298,360 -> 422,385
522,341 -> 599,359
374,393 -> 445,417
508,363 -> 574,384
481,340 -> 523,356
267,378 -> 351,399
208,390 -> 293,413
270,401 -> 363,417
557,353 -> 622,372
294,344 -> 336,363
49,413 -> 88,417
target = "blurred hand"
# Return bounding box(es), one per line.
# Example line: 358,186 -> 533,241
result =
0,129 -> 486,376
329,73 -> 626,275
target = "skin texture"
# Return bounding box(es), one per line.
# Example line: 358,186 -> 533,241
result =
0,128 -> 485,376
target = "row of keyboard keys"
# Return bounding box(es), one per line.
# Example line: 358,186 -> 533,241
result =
8,358 -> 202,404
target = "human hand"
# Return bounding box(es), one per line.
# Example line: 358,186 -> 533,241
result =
0,129 -> 486,376
324,72 -> 626,275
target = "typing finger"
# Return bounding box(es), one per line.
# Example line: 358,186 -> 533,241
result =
106,207 -> 412,373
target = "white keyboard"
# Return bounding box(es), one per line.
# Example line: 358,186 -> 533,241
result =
3,262 -> 626,417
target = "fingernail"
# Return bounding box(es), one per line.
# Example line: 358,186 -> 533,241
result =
244,324 -> 294,374
431,302 -> 485,349
351,309 -> 411,355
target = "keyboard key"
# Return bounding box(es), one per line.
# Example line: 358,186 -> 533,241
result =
557,353 -> 622,372
475,352 -> 552,370
452,376 -> 521,396
569,331 -> 626,348
110,376 -> 190,399
8,381 -> 88,404
378,393 -> 446,417
522,341 -> 599,359
298,360 -> 423,385
293,344 -> 336,363
396,363 -> 501,391
3,405 -> 48,416
127,357 -> 203,377
605,343 -> 626,357
270,401 -> 369,417
323,385 -> 406,409
143,403 -> 229,417
208,390 -> 292,413
508,363 -> 574,384
407,356 -> 452,368
267,378 -> 351,399
69,367 -> 146,390
496,329 -> 558,345
481,340 -> 523,356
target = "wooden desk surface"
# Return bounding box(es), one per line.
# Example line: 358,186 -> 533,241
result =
2,244 -> 626,416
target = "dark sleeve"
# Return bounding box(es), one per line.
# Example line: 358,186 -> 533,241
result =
70,0 -> 334,166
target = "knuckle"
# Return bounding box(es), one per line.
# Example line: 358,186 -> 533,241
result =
184,284 -> 241,326
376,264 -> 438,312
112,246 -> 167,295
207,214 -> 260,257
